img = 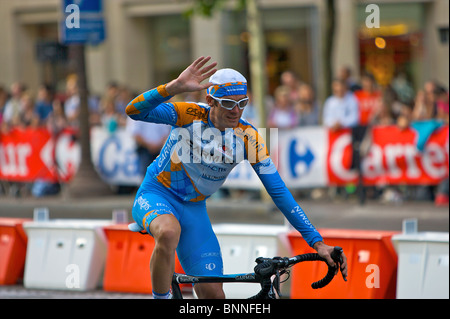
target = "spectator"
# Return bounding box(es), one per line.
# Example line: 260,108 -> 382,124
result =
376,103 -> 395,126
354,72 -> 382,126
46,99 -> 68,135
126,117 -> 170,177
241,90 -> 259,127
410,82 -> 447,152
412,81 -> 438,121
322,79 -> 359,131
100,97 -> 119,133
337,66 -> 361,92
18,92 -> 39,128
280,70 -> 302,105
31,96 -> 62,197
114,86 -> 129,113
63,74 -> 80,127
410,82 -> 447,203
0,85 -> 8,124
352,73 -> 382,204
322,79 -> 360,202
35,84 -> 55,125
396,101 -> 414,130
374,86 -> 398,126
114,86 -> 132,126
295,83 -> 319,126
3,82 -> 26,126
412,89 -> 427,120
103,81 -> 120,104
268,85 -> 299,129
391,70 -> 415,105
435,85 -> 449,124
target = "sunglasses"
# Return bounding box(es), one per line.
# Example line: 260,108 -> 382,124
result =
211,96 -> 249,110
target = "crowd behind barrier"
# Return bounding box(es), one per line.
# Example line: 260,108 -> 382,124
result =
0,124 -> 447,193
0,67 -> 448,205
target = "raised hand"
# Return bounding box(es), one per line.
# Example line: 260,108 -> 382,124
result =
166,56 -> 217,96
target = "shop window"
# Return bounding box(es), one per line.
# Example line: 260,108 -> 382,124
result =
357,3 -> 425,90
222,7 -> 317,95
150,15 -> 191,85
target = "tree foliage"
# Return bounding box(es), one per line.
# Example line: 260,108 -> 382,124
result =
183,0 -> 246,18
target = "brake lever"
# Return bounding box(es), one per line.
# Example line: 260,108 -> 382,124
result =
273,270 -> 282,298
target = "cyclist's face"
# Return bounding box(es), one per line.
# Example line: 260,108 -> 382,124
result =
208,94 -> 246,131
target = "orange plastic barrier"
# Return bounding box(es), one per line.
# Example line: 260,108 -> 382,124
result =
0,218 -> 31,285
287,228 -> 399,299
102,224 -> 186,294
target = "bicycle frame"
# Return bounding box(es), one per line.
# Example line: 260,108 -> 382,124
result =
171,272 -> 263,299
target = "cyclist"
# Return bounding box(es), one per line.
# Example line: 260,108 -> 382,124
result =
126,56 -> 348,299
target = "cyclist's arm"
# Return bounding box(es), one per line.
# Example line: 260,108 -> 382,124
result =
239,124 -> 322,247
125,56 -> 216,124
254,162 -> 323,248
125,84 -> 179,126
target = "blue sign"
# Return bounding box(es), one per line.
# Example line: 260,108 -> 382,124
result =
60,0 -> 106,45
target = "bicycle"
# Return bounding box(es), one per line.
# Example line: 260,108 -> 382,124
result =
171,246 -> 346,299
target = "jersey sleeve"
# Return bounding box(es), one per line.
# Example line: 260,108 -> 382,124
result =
255,166 -> 323,248
244,125 -> 323,248
125,84 -> 178,126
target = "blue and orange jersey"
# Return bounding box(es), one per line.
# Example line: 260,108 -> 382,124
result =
126,84 -> 323,247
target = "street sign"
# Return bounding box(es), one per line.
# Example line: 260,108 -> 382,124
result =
60,0 -> 106,45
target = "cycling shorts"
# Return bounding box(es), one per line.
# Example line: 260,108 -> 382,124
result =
131,178 -> 223,277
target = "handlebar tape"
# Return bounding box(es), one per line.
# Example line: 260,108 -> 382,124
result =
311,246 -> 343,289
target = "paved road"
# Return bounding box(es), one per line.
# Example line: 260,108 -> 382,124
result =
0,194 -> 448,231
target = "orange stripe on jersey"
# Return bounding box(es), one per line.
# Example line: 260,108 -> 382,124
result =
156,171 -> 172,189
174,102 -> 209,127
235,122 -> 269,165
171,159 -> 183,172
182,165 -> 207,202
142,210 -> 156,230
125,93 -> 146,115
156,84 -> 170,98
175,160 -> 207,202
189,193 -> 207,202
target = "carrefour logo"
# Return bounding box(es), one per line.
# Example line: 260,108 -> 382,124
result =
288,138 -> 315,178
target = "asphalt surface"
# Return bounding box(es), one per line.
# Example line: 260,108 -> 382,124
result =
1,192 -> 448,232
0,191 -> 448,299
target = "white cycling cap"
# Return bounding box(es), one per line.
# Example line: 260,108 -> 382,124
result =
207,68 -> 247,97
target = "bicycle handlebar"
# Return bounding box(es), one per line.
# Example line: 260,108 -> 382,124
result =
250,246 -> 345,298
288,246 -> 344,289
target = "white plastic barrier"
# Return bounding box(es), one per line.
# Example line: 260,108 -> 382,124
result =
23,219 -> 113,291
212,223 -> 288,299
392,232 -> 449,299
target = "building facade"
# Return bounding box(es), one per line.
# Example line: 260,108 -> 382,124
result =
0,0 -> 448,101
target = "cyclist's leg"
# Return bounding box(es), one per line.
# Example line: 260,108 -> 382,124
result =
132,191 -> 180,297
149,214 -> 180,296
176,201 -> 225,299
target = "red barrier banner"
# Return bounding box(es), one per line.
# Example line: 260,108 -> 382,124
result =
327,125 -> 449,186
1,125 -> 449,187
0,128 -> 57,182
0,127 -> 79,183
